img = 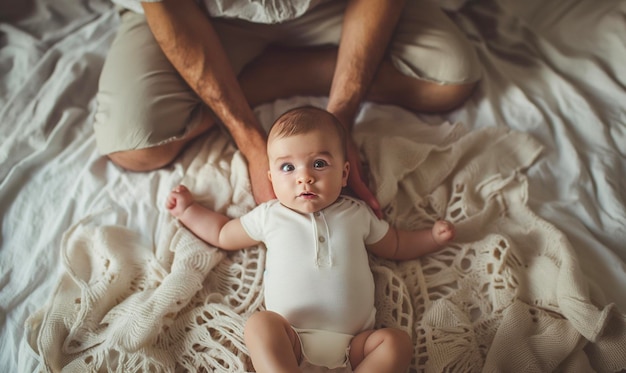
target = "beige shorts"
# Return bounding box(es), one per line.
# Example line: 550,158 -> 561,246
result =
94,0 -> 482,154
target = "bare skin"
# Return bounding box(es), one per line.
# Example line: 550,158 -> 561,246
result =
110,0 -> 477,217
108,53 -> 475,173
165,109 -> 456,372
129,0 -> 275,205
168,185 -> 454,373
238,47 -> 477,217
243,310 -> 415,373
240,46 -> 477,114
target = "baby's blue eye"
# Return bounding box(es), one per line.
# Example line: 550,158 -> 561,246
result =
281,163 -> 295,172
313,160 -> 328,168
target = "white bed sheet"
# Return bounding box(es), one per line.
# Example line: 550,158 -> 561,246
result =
1,0 -> 624,371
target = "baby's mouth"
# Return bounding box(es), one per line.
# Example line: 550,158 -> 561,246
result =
298,191 -> 317,198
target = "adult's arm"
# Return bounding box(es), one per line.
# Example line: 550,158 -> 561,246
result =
142,0 -> 275,204
326,0 -> 406,217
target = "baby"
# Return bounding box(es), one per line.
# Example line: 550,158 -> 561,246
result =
166,106 -> 455,372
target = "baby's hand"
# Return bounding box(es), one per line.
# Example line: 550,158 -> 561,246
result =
166,185 -> 194,218
432,220 -> 455,245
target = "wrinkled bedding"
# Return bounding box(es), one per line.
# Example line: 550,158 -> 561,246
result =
1,0 -> 625,372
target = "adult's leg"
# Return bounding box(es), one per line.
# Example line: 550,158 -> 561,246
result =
243,311 -> 302,373
349,328 -> 413,372
105,115 -> 212,172
97,1 -> 480,171
239,0 -> 481,113
94,11 -> 216,171
240,47 -> 477,113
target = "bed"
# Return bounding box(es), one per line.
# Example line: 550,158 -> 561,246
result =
1,0 -> 625,372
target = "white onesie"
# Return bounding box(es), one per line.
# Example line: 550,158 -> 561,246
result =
240,196 -> 390,368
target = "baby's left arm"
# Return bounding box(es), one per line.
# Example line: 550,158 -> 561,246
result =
367,221 -> 455,260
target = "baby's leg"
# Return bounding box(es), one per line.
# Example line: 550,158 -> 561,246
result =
349,328 -> 412,373
432,220 -> 455,245
244,311 -> 302,373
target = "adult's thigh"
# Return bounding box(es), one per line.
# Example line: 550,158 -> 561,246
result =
94,10 -> 204,155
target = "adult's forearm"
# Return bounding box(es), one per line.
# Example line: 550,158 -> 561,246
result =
142,0 -> 266,156
327,0 -> 406,128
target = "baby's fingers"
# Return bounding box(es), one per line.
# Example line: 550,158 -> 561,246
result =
165,193 -> 178,210
174,184 -> 188,193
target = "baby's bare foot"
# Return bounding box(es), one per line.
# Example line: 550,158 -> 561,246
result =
432,220 -> 455,245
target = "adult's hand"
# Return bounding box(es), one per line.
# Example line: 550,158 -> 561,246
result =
330,108 -> 382,218
346,138 -> 382,219
143,0 -> 275,206
326,0 -> 404,218
246,148 -> 276,204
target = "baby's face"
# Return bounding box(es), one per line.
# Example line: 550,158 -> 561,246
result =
267,128 -> 349,214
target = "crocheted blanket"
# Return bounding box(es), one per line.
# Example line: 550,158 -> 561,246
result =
27,109 -> 626,372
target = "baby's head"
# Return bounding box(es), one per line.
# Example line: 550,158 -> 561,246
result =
267,106 -> 350,214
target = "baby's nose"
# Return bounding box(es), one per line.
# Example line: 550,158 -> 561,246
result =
297,174 -> 314,184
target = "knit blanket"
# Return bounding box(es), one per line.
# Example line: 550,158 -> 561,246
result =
26,103 -> 626,372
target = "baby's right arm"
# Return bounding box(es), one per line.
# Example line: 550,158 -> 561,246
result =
166,185 -> 258,251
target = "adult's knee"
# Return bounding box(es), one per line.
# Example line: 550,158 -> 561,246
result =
373,60 -> 479,113
427,81 -> 479,112
107,144 -> 181,172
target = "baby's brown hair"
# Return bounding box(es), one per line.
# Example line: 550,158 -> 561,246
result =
268,106 -> 348,160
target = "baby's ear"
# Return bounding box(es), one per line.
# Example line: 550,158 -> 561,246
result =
267,170 -> 273,182
342,161 -> 350,187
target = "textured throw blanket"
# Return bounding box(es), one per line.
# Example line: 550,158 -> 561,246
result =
26,105 -> 626,372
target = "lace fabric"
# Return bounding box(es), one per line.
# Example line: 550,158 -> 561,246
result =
26,127 -> 626,372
